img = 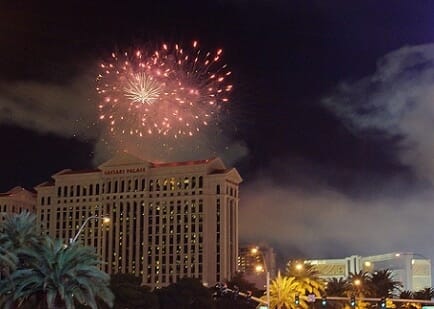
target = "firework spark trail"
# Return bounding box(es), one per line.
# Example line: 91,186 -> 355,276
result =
96,41 -> 232,138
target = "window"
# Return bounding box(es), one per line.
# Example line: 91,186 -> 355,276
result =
198,176 -> 203,188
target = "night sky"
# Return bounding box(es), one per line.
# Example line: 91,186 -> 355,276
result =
2,1 -> 434,265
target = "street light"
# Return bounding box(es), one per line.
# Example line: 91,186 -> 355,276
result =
295,262 -> 304,271
70,215 -> 110,244
251,247 -> 270,309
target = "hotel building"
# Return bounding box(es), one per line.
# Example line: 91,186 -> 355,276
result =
0,186 -> 36,224
35,153 -> 242,288
238,244 -> 277,289
307,252 -> 432,291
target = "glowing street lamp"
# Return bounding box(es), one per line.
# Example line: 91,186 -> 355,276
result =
70,215 -> 110,244
295,262 -> 304,271
252,247 -> 270,309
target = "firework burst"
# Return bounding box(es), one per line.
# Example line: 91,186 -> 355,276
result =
96,41 -> 232,138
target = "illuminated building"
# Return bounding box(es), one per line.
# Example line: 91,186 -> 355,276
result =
238,244 -> 276,289
0,186 -> 36,224
35,152 -> 242,288
307,252 -> 431,291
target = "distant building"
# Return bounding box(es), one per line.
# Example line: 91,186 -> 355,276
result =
35,152 -> 242,288
238,244 -> 277,289
0,186 -> 36,224
307,252 -> 431,291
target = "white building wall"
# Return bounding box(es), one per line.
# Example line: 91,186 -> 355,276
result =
34,153 -> 242,289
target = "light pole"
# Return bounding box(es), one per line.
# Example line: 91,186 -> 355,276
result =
70,215 -> 110,244
252,247 -> 270,309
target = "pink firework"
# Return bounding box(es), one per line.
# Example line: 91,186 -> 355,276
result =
96,41 -> 232,138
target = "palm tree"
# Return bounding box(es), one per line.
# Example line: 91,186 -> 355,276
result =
400,291 -> 413,299
369,269 -> 402,297
399,291 -> 420,309
0,212 -> 43,253
0,247 -> 17,274
345,271 -> 373,309
264,272 -> 300,309
413,287 -> 434,300
0,234 -> 114,308
286,260 -> 326,298
108,273 -> 158,309
347,271 -> 372,297
324,278 -> 349,309
326,278 -> 349,297
0,212 -> 114,308
0,212 -> 43,306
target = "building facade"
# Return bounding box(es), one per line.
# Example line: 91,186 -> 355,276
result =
0,186 -> 36,224
307,252 -> 432,291
238,244 -> 277,289
35,153 -> 242,288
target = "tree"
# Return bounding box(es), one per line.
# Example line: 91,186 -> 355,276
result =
398,291 -> 420,309
157,277 -> 215,309
400,291 -> 414,299
265,272 -> 300,309
226,272 -> 260,295
348,271 -> 372,297
0,213 -> 114,309
108,273 -> 158,309
326,278 -> 349,297
369,269 -> 402,297
214,273 -> 259,309
286,260 -> 326,298
0,212 -> 44,306
0,247 -> 17,276
325,278 -> 349,309
0,212 -> 43,254
345,271 -> 373,309
413,287 -> 434,300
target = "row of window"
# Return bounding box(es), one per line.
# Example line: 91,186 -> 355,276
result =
0,204 -> 34,213
52,176 -> 206,200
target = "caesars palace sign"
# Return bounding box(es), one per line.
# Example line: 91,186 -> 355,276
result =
103,167 -> 147,175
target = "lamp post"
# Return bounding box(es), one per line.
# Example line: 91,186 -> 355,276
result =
70,215 -> 110,244
252,247 -> 270,309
